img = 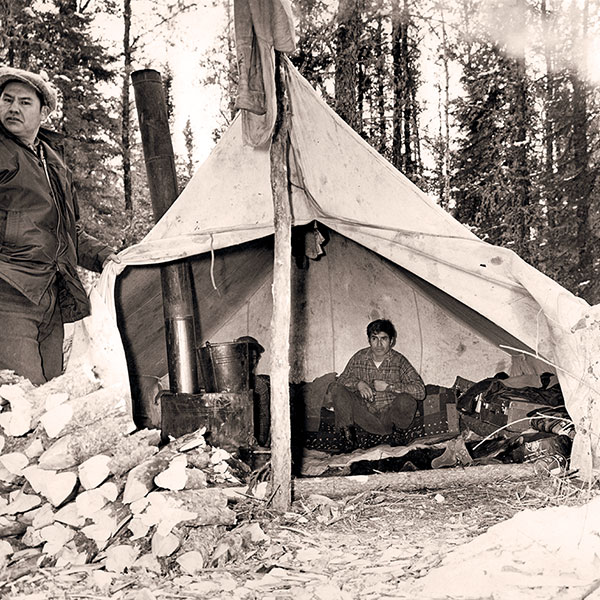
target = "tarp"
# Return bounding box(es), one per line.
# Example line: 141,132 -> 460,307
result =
72,58 -> 600,481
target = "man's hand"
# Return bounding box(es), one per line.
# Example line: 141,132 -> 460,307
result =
373,379 -> 389,392
357,380 -> 374,400
102,253 -> 121,270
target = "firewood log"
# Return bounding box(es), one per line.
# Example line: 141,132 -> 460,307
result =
179,524 -> 223,566
54,540 -> 88,568
76,489 -> 109,519
78,455 -> 111,490
3,490 -> 41,515
104,544 -> 140,574
184,449 -> 211,470
151,529 -> 180,558
0,452 -> 29,476
0,404 -> 32,437
32,365 -> 101,402
39,404 -> 73,439
122,451 -> 177,504
39,522 -> 75,556
128,516 -> 150,540
22,466 -> 47,495
158,489 -> 236,527
154,455 -> 188,491
22,526 -> 44,548
0,516 -> 27,537
143,491 -> 198,537
45,472 -> 78,508
24,438 -> 44,460
183,467 -> 208,490
22,466 -> 77,508
106,429 -> 161,477
31,503 -> 54,530
176,550 -> 204,575
54,502 -> 85,528
44,393 -> 70,411
80,500 -> 130,550
39,387 -> 130,440
0,366 -> 99,434
38,412 -> 135,470
0,464 -> 19,486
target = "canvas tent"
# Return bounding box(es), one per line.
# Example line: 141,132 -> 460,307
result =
72,58 -> 600,481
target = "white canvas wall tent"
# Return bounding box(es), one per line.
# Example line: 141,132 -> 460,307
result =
72,58 -> 600,481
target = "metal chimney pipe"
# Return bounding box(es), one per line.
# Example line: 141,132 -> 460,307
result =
131,69 -> 199,394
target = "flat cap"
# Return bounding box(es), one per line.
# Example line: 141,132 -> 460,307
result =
0,67 -> 57,112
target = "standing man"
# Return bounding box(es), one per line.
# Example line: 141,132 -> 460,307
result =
0,67 -> 118,384
329,319 -> 426,450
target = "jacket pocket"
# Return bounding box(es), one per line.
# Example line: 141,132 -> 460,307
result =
0,209 -> 22,246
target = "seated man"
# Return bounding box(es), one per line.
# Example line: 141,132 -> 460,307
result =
235,336 -> 270,447
329,319 -> 426,450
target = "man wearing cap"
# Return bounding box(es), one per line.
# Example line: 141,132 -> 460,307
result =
235,336 -> 271,446
0,67 -> 118,384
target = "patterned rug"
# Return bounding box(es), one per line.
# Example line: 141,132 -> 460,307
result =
300,384 -> 460,453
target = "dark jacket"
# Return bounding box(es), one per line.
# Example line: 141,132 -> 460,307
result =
0,123 -> 112,322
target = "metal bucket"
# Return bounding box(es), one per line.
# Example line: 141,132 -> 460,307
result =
198,341 -> 251,393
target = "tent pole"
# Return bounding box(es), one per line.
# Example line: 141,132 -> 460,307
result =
269,52 -> 292,511
131,69 -> 199,394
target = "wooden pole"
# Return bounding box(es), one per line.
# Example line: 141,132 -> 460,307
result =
269,52 -> 292,511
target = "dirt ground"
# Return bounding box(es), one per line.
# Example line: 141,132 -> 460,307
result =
3,472 -> 596,600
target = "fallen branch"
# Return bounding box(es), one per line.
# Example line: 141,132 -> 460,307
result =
292,463 -> 539,500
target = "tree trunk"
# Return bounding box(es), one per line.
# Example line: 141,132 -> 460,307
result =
571,0 -> 593,291
439,4 -> 451,208
508,52 -> 531,261
375,8 -> 387,155
392,0 -> 417,176
391,0 -> 403,169
122,0 -> 133,213
541,0 -> 555,194
335,0 -> 361,131
401,1 -> 412,174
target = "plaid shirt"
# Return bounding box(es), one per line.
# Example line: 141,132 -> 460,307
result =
338,348 -> 426,412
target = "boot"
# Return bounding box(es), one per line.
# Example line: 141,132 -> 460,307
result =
432,437 -> 474,469
390,425 -> 405,447
431,441 -> 458,469
338,426 -> 357,452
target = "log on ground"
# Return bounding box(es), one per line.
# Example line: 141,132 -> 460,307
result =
292,463 -> 539,500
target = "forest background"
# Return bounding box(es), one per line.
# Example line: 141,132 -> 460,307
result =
2,0 -> 599,304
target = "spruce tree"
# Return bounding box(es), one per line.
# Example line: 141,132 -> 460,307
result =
450,0 -> 539,258
1,0 -> 121,248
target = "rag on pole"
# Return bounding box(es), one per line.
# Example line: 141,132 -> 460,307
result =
233,0 -> 296,510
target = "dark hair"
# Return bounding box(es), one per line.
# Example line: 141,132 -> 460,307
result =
235,336 -> 264,354
367,319 -> 396,340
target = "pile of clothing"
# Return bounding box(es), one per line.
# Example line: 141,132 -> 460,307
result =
451,371 -> 573,471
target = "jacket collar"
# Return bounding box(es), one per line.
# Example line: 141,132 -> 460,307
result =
1,121 -> 64,155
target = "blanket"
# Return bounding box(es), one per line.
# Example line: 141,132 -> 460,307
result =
296,381 -> 459,453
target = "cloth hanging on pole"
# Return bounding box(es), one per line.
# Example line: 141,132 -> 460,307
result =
234,0 -> 296,147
